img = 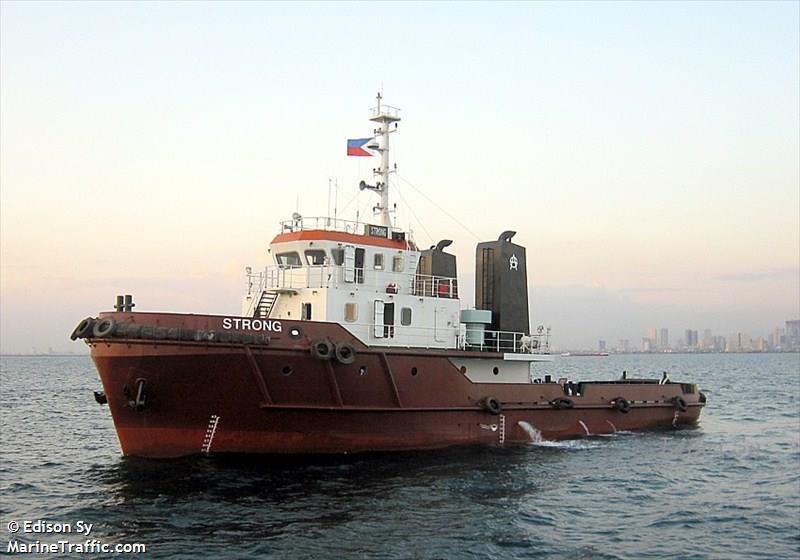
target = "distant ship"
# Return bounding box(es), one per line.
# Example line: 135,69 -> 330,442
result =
72,94 -> 706,458
561,352 -> 610,357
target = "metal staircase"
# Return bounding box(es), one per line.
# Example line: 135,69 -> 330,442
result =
255,290 -> 278,318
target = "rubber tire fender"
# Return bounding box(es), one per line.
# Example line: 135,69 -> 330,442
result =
310,339 -> 334,360
334,342 -> 356,365
672,396 -> 688,412
93,317 -> 116,338
482,396 -> 502,415
551,397 -> 574,410
71,317 -> 95,340
613,397 -> 631,414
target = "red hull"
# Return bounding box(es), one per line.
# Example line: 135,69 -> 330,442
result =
86,312 -> 705,458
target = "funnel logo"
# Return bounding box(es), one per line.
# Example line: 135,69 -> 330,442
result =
509,254 -> 519,271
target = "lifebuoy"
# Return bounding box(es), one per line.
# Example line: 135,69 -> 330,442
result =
93,317 -> 116,338
672,396 -> 688,412
482,396 -> 502,415
310,339 -> 334,360
550,397 -> 574,410
613,397 -> 631,414
334,342 -> 356,365
70,317 -> 95,340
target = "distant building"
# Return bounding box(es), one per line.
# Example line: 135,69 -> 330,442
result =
786,320 -> 800,350
771,327 -> 785,350
642,337 -> 654,352
702,329 -> 713,349
727,332 -> 751,352
685,329 -> 698,349
598,340 -> 607,352
646,327 -> 657,351
659,328 -> 669,350
618,339 -> 630,353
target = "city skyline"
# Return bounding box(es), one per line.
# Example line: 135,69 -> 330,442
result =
597,319 -> 799,354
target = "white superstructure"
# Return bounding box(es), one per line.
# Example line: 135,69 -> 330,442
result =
242,94 -> 550,357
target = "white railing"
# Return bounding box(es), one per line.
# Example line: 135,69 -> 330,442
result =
244,265 -> 459,299
460,329 -> 550,354
280,216 -> 367,235
372,104 -> 400,120
279,215 -> 411,239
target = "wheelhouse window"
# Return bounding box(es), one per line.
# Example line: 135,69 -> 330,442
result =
276,251 -> 302,268
374,253 -> 384,270
305,249 -> 327,265
401,307 -> 412,326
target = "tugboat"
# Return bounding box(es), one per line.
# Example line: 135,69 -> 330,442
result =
72,95 -> 706,458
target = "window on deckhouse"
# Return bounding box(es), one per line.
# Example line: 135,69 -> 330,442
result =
305,250 -> 327,265
276,252 -> 301,268
355,248 -> 365,284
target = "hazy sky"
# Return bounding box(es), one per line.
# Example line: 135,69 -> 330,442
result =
1,1 -> 798,353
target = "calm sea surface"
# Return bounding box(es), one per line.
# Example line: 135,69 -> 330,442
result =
1,353 -> 798,559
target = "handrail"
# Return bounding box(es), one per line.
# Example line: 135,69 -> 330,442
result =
279,216 -> 407,237
244,265 -> 459,299
461,328 -> 550,354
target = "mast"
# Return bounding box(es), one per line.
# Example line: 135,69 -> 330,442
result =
362,92 -> 400,229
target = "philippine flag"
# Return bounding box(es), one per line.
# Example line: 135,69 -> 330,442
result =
347,138 -> 374,157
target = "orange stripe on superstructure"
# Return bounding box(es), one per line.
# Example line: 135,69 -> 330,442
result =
271,230 -> 413,250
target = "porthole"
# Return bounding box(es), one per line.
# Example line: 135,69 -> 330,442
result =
282,365 -> 293,376
411,367 -> 418,376
358,365 -> 368,376
460,366 -> 467,374
493,367 -> 499,375
289,327 -> 302,339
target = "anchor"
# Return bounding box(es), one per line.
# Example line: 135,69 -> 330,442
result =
124,378 -> 148,411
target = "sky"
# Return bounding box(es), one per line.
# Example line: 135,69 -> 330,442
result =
1,1 -> 798,353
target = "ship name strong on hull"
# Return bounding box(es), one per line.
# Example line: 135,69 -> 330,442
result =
221,317 -> 282,332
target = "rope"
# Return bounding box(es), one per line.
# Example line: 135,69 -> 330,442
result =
396,174 -> 482,241
390,177 -> 434,247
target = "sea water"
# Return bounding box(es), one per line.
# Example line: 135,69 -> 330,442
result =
1,353 -> 798,559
